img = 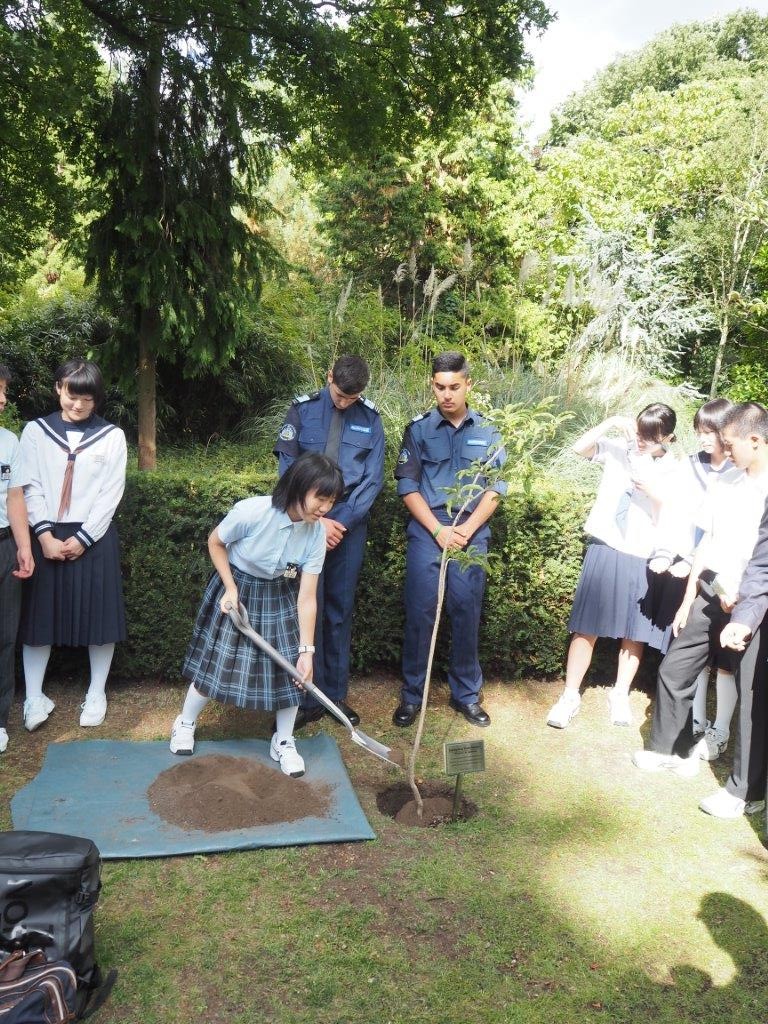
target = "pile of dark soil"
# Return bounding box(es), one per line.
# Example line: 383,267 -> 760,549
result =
148,754 -> 333,832
376,782 -> 477,828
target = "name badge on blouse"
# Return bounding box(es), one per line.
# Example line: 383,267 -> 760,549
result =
0,464 -> 9,482
283,562 -> 299,579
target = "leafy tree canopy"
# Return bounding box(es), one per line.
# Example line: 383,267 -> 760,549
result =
0,2 -> 102,288
548,10 -> 768,143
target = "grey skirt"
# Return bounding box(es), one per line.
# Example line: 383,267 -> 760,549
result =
182,565 -> 302,710
568,540 -> 680,654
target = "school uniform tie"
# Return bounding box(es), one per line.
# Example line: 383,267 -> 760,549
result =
58,448 -> 83,520
324,408 -> 344,465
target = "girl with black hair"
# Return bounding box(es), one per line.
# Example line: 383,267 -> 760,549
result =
170,452 -> 345,778
19,359 -> 127,732
547,404 -> 680,729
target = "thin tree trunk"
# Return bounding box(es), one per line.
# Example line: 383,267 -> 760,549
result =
136,35 -> 163,471
710,315 -> 729,398
137,306 -> 159,470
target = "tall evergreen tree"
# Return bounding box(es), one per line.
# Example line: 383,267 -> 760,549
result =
51,0 -> 552,467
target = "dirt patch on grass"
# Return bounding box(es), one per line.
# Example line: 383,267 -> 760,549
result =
377,781 -> 477,827
148,753 -> 333,831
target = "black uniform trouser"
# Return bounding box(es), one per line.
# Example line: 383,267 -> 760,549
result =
0,534 -> 21,729
650,582 -> 768,802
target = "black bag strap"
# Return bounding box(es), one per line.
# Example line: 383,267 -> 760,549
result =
78,967 -> 117,1021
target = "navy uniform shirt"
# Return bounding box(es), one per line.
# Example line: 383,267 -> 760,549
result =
274,387 -> 385,530
394,407 -> 506,512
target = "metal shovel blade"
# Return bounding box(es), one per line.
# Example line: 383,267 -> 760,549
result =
227,603 -> 401,769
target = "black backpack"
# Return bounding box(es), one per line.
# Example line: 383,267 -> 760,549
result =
0,831 -> 116,1020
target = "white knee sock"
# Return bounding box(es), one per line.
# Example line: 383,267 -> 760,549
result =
275,706 -> 298,743
713,670 -> 737,735
692,667 -> 710,729
87,644 -> 115,699
181,685 -> 210,725
23,645 -> 52,700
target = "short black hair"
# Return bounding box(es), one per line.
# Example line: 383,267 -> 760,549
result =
272,452 -> 345,513
56,359 -> 105,409
331,355 -> 369,396
0,364 -> 11,384
432,351 -> 469,377
722,402 -> 768,441
636,403 -> 676,443
693,398 -> 733,434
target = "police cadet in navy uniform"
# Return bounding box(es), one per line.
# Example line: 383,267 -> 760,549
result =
393,351 -> 506,728
274,355 -> 385,727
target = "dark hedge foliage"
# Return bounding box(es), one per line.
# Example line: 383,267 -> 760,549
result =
113,464 -> 591,681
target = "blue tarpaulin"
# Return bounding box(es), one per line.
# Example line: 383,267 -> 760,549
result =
11,733 -> 375,859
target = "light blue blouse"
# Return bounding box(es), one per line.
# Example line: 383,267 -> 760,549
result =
218,496 -> 326,579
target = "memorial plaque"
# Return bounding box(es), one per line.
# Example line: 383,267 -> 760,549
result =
443,739 -> 485,775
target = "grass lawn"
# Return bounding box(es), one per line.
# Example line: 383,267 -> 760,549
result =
2,673 -> 767,1024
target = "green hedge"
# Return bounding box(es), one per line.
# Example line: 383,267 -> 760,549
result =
113,466 -> 591,680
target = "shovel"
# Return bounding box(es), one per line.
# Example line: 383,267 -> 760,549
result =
227,603 -> 401,769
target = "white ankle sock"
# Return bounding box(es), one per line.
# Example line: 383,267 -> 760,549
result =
23,645 -> 52,700
181,685 -> 209,725
275,706 -> 298,742
86,644 -> 114,699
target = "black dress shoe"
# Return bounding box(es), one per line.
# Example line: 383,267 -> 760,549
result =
393,702 -> 420,727
293,705 -> 325,730
333,700 -> 360,726
449,697 -> 491,727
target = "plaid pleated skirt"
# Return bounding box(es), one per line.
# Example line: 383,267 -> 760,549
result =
568,540 -> 680,654
182,566 -> 302,710
20,523 -> 127,647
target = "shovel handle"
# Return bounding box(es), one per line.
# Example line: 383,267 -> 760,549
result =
226,604 -> 354,726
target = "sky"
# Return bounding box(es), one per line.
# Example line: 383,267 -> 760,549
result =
518,0 -> 768,142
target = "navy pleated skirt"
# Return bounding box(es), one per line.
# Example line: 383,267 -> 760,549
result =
21,523 -> 127,647
568,540 -> 683,654
182,565 -> 302,711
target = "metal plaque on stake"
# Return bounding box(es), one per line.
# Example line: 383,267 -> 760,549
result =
443,740 -> 485,820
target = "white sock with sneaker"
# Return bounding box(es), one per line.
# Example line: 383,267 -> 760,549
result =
547,688 -> 581,729
270,706 -> 305,777
80,644 -> 114,726
170,685 -> 210,755
22,645 -> 54,730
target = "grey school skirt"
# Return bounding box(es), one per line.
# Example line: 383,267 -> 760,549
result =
182,565 -> 302,710
568,540 -> 682,654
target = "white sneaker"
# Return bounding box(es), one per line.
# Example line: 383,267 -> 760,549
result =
0,728 -> 7,753
546,690 -> 581,729
695,725 -> 729,762
169,715 -> 196,755
79,693 -> 107,727
23,694 -> 55,732
608,689 -> 632,726
270,735 -> 305,778
699,788 -> 765,818
632,749 -> 699,778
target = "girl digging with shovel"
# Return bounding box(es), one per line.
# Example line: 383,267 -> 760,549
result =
170,453 -> 344,778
